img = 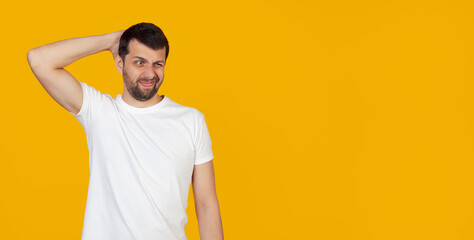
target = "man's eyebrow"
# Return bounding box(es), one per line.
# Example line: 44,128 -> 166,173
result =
132,56 -> 165,64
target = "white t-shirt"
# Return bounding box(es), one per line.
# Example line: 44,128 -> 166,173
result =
69,82 -> 214,240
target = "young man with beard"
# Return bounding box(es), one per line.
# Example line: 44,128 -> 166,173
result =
27,23 -> 224,240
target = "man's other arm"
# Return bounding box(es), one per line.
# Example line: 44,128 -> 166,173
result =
27,31 -> 123,114
192,160 -> 224,240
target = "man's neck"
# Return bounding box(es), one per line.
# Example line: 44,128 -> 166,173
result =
121,92 -> 164,108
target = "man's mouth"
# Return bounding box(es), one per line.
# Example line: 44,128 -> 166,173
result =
139,80 -> 155,88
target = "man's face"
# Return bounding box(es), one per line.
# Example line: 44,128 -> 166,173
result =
120,39 -> 166,101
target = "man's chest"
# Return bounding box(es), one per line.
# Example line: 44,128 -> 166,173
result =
88,108 -> 196,178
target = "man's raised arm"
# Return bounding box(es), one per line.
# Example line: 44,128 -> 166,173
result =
27,31 -> 123,114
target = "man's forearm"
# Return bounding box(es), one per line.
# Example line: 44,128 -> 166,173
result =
27,32 -> 120,69
196,202 -> 224,240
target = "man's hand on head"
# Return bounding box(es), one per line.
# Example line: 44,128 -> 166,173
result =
109,30 -> 125,59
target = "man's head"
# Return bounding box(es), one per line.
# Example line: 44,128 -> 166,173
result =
116,22 -> 169,102
118,22 -> 169,61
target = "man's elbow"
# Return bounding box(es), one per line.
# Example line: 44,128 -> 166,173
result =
27,48 -> 60,77
27,48 -> 44,71
27,49 -> 37,67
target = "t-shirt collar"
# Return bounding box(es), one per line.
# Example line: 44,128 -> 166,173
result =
116,94 -> 169,114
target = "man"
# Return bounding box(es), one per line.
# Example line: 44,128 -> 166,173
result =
27,22 -> 224,240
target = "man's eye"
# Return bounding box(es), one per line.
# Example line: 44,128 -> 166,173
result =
136,61 -> 144,65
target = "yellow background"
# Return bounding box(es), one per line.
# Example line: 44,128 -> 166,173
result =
1,0 -> 473,239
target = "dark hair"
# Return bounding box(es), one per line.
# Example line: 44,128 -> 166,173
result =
118,22 -> 169,61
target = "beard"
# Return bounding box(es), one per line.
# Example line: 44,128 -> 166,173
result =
123,69 -> 162,102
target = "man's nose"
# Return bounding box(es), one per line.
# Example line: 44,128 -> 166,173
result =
142,65 -> 157,79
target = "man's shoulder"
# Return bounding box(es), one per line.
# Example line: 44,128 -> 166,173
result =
164,97 -> 205,118
79,81 -> 114,99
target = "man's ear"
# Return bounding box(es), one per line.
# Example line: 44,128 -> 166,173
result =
114,54 -> 123,74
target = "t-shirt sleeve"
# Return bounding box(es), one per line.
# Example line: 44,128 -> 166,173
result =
194,111 -> 214,165
68,82 -> 106,128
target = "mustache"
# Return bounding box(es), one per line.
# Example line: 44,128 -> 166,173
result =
138,76 -> 160,82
